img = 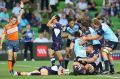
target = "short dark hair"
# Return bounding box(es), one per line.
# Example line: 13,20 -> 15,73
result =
94,12 -> 99,17
68,18 -> 74,23
74,31 -> 81,37
81,21 -> 89,28
55,15 -> 60,21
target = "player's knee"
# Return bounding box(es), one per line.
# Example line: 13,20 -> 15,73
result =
7,51 -> 13,60
48,49 -> 54,57
58,57 -> 64,61
102,47 -> 111,54
14,53 -> 17,60
8,55 -> 13,60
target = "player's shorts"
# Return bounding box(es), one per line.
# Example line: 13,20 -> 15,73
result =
66,39 -> 71,47
105,41 -> 118,50
51,41 -> 62,51
38,66 -> 48,72
93,44 -> 101,51
6,40 -> 19,52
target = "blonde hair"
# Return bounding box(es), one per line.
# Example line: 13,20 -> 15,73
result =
92,18 -> 101,26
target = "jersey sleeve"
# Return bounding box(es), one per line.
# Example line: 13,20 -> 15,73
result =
84,30 -> 91,35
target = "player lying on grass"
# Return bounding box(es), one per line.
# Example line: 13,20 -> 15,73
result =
73,44 -> 100,75
14,65 -> 66,76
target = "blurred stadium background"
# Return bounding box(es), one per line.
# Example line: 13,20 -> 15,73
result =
0,0 -> 120,79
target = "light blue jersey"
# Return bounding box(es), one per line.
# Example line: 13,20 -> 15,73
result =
88,27 -> 101,45
84,27 -> 100,45
65,23 -> 81,36
97,23 -> 118,42
74,38 -> 86,58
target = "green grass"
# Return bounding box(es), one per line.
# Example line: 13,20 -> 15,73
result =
1,60 -> 120,79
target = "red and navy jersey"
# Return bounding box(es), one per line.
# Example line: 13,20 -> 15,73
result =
52,23 -> 62,42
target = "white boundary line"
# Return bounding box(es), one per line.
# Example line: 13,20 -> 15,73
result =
98,75 -> 120,79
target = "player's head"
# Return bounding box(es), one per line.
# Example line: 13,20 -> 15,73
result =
92,18 -> 101,28
68,18 -> 75,28
81,21 -> 89,32
86,44 -> 93,53
40,68 -> 48,76
9,15 -> 18,25
74,31 -> 81,38
73,62 -> 85,75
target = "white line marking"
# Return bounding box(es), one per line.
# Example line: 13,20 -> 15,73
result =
98,75 -> 120,79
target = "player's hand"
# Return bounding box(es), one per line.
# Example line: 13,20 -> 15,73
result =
51,16 -> 56,20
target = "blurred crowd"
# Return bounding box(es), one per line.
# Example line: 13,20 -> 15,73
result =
0,0 -> 120,42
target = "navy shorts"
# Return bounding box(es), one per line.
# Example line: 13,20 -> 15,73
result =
66,39 -> 71,47
6,40 -> 19,52
51,41 -> 62,51
105,41 -> 118,50
93,44 -> 101,51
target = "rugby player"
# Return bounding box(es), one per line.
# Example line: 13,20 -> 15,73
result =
62,18 -> 81,69
73,44 -> 99,75
84,18 -> 118,74
14,65 -> 65,76
47,15 -> 64,67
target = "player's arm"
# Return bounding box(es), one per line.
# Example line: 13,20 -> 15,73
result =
0,27 -> 7,49
17,1 -> 24,23
70,42 -> 74,50
87,34 -> 101,40
0,34 -> 5,50
80,54 -> 98,63
47,16 -> 56,28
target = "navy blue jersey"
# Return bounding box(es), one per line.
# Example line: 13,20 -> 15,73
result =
38,65 -> 62,75
64,23 -> 81,36
52,23 -> 62,42
87,50 -> 99,66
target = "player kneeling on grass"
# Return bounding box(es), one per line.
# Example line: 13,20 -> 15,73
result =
73,44 -> 100,75
14,65 -> 66,76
